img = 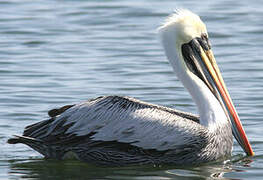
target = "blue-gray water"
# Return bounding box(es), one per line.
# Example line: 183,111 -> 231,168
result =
1,0 -> 263,179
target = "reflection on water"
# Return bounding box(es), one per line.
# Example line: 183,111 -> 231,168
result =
8,155 -> 252,179
9,159 -> 107,179
8,159 -> 227,179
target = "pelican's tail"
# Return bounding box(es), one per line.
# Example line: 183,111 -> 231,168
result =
7,135 -> 50,157
7,135 -> 42,144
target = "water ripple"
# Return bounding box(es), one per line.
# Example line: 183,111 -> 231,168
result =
1,0 -> 263,179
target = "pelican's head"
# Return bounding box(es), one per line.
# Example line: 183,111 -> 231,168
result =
159,9 -> 254,156
158,9 -> 210,76
160,9 -> 207,48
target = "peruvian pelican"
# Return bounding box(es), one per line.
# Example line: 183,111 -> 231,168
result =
8,9 -> 254,166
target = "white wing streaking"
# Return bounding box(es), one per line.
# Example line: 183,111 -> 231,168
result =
47,96 -> 205,151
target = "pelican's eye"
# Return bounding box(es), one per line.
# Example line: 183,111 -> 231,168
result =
197,33 -> 211,51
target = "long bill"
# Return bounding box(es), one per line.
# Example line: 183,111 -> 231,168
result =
202,49 -> 254,156
187,38 -> 254,156
182,37 -> 254,156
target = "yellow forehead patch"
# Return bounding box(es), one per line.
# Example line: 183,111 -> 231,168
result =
159,9 -> 207,43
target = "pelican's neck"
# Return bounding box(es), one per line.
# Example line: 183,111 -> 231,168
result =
180,69 -> 229,130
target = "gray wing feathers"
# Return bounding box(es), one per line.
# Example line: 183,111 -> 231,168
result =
46,96 -> 204,151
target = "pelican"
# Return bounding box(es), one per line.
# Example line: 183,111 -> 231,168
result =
8,9 -> 254,166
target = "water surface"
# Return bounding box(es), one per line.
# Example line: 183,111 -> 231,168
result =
1,0 -> 263,179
